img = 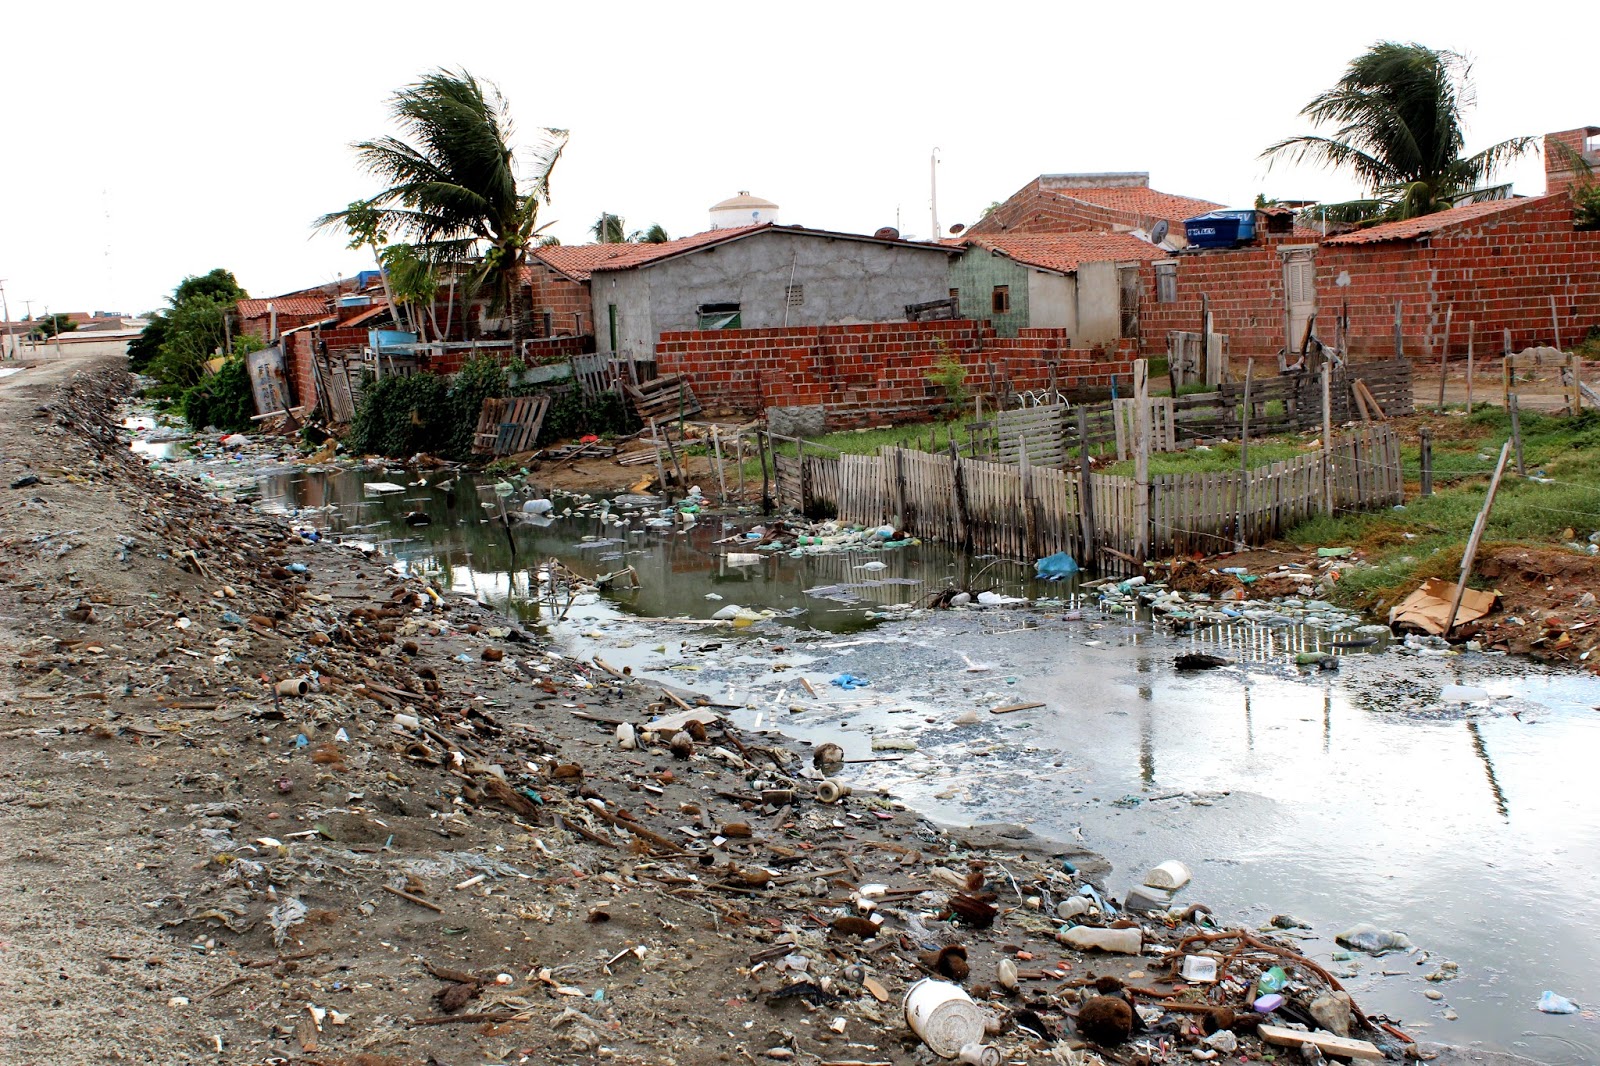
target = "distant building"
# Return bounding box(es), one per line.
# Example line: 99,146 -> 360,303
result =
585,223 -> 958,355
968,172 -> 1221,248
709,191 -> 780,230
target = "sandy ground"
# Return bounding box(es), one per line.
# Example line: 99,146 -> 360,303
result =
0,348 -> 1542,1066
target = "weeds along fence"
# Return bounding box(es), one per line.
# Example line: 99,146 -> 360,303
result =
772,424 -> 1402,574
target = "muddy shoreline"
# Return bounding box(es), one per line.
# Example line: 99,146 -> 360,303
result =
0,353 -> 1539,1065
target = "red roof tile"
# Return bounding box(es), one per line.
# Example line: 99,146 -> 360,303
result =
236,296 -> 330,319
1321,196 -> 1539,245
1061,186 -> 1225,226
966,232 -> 1166,274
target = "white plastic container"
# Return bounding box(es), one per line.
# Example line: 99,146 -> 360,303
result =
1181,955 -> 1218,983
904,979 -> 985,1058
1144,859 -> 1192,890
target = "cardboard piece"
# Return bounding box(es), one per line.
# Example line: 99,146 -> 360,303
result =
1388,577 -> 1496,635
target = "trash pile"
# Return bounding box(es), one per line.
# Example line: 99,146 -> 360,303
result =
1091,574 -> 1385,644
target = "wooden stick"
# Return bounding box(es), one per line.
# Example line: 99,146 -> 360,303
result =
1508,393 -> 1525,477
1444,441 -> 1510,635
710,424 -> 728,504
1466,321 -> 1475,412
383,884 -> 444,913
1437,305 -> 1452,412
990,701 -> 1045,715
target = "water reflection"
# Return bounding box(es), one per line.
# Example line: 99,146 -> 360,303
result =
253,468 -> 1049,633
1468,718 -> 1511,819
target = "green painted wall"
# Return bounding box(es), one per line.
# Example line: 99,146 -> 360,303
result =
948,247 -> 1032,337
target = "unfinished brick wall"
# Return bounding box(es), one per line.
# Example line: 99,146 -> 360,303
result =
655,321 -> 1136,426
525,266 -> 592,337
1137,194 -> 1600,361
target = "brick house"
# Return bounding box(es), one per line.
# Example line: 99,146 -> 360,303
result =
949,232 -> 1165,342
1139,190 -> 1600,361
967,172 -> 1222,247
235,295 -> 334,343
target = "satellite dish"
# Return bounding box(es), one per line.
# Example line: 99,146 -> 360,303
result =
1151,219 -> 1170,244
874,226 -> 901,241
948,222 -> 965,235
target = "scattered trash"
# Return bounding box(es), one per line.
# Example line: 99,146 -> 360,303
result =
1389,578 -> 1496,636
830,673 -> 870,690
1175,653 -> 1230,671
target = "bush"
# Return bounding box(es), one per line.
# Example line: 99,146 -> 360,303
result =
180,355 -> 255,432
347,372 -> 455,457
532,387 -> 637,444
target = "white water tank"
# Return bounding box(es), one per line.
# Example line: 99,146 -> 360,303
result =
709,191 -> 779,230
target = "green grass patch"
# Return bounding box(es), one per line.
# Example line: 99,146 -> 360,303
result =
1283,408 -> 1600,609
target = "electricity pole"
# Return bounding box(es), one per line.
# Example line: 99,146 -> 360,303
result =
0,280 -> 11,359
929,147 -> 941,242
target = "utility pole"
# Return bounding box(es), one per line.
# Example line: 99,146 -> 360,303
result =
22,299 -> 33,353
929,148 -> 941,242
0,280 -> 11,359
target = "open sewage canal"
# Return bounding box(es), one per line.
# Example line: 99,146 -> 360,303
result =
140,428 -> 1600,1064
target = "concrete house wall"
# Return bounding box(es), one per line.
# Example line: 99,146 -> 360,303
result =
947,246 -> 1079,338
590,229 -> 955,354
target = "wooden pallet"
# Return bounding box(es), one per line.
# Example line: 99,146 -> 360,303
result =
472,394 -> 551,456
626,374 -> 700,424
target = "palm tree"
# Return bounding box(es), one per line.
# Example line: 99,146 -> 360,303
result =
592,212 -> 626,243
632,223 -> 670,244
317,68 -> 567,351
1262,42 -> 1533,224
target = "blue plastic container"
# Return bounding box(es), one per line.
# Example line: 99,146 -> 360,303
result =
1184,210 -> 1258,248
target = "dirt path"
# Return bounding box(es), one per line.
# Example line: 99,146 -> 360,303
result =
0,350 -> 1536,1066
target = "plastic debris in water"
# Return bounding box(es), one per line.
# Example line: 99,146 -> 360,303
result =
1034,552 -> 1079,580
1538,991 -> 1580,1014
831,673 -> 870,690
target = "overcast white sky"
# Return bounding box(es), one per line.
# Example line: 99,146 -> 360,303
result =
0,0 -> 1588,317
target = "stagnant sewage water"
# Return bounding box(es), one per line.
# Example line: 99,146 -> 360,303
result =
193,451 -> 1600,1062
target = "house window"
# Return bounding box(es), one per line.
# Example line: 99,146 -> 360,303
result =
696,302 -> 742,329
1155,262 -> 1177,304
991,285 -> 1010,313
785,284 -> 804,308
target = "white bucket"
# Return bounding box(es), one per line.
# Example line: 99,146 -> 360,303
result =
904,978 -> 985,1058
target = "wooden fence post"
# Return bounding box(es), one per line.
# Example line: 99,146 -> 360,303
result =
892,447 -> 907,526
1445,442 -> 1511,635
1077,406 -> 1097,567
797,439 -> 808,516
1466,322 -> 1475,412
758,430 -> 772,514
1238,358 -> 1253,549
1133,359 -> 1150,563
1019,437 -> 1038,559
1321,363 -> 1333,515
1508,393 -> 1526,477
1419,428 -> 1433,498
1393,299 -> 1403,357
1437,305 -> 1452,412
948,441 -> 971,549
1551,294 -> 1562,350
649,418 -> 669,493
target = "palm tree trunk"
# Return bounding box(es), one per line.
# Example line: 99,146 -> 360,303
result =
507,259 -> 526,359
368,241 -> 403,330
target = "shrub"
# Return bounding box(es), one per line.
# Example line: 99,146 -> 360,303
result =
347,372 -> 454,457
179,355 -> 255,432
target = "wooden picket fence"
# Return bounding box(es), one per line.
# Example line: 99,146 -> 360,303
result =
774,424 -> 1402,573
982,358 -> 1414,470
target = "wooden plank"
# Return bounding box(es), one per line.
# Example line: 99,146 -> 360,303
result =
1257,1025 -> 1383,1061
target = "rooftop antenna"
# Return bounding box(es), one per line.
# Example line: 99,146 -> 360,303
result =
930,148 -> 941,244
